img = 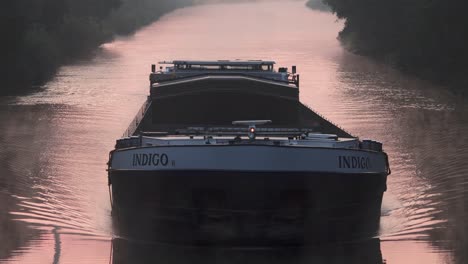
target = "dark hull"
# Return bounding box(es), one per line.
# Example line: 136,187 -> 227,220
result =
112,237 -> 383,264
110,170 -> 386,245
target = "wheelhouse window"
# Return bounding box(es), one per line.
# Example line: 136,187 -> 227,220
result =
173,62 -> 274,71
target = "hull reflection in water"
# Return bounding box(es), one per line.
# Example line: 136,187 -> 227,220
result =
111,237 -> 383,264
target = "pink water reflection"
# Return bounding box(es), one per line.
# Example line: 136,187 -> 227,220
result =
3,1 -> 466,263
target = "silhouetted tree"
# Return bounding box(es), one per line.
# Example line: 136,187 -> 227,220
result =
0,0 -> 192,94
321,0 -> 468,88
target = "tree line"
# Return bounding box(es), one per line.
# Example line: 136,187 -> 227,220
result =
0,0 -> 191,94
316,0 -> 468,89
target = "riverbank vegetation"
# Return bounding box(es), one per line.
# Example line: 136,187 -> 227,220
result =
0,0 -> 192,94
317,0 -> 468,89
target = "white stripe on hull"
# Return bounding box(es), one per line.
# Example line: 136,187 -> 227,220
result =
110,145 -> 388,174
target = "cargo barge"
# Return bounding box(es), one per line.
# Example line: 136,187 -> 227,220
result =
108,60 -> 390,245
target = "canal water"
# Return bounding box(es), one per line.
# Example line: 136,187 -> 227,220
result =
1,1 -> 467,263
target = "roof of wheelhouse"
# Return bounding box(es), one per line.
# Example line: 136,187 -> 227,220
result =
159,60 -> 276,66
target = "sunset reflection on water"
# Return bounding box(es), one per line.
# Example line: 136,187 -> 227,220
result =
1,1 -> 467,263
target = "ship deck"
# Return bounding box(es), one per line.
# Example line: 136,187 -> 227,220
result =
123,72 -> 352,138
126,100 -> 352,138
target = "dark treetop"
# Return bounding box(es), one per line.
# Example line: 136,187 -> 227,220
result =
319,0 -> 468,90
